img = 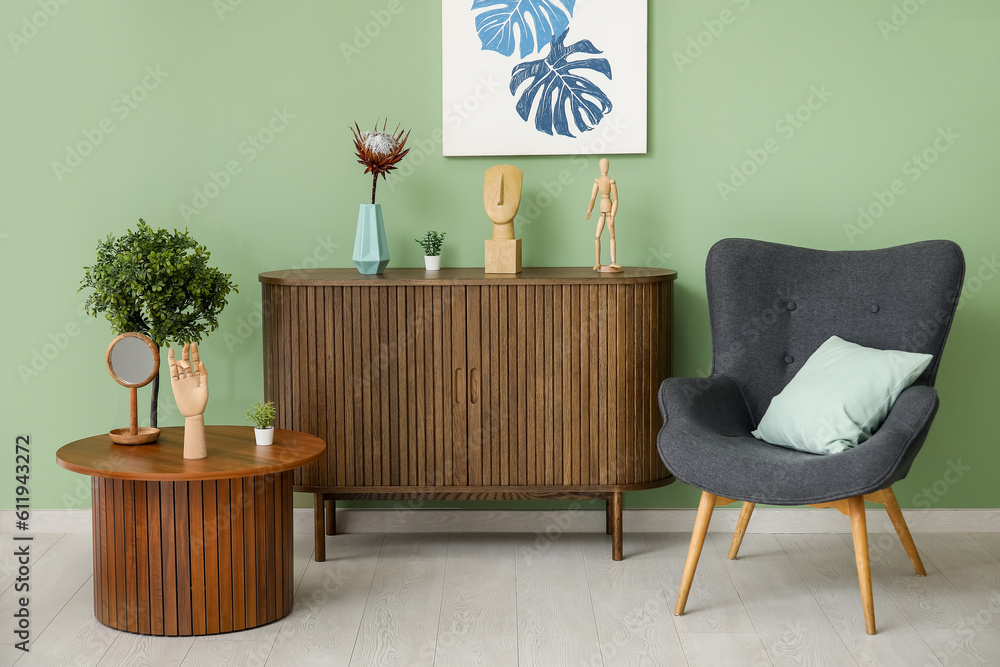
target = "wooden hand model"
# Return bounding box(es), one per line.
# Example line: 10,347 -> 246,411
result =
586,158 -> 622,272
168,343 -> 209,460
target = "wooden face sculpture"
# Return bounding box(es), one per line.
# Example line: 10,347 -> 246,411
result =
484,164 -> 523,240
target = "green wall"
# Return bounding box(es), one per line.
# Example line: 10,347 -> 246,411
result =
2,1 -> 998,512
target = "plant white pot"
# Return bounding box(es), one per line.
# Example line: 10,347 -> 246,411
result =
254,427 -> 274,446
424,254 -> 441,271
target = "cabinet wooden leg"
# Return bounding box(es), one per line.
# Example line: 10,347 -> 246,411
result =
605,497 -> 613,535
325,498 -> 336,536
313,493 -> 326,562
610,491 -> 623,561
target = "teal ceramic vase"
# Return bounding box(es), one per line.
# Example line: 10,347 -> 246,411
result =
352,203 -> 390,274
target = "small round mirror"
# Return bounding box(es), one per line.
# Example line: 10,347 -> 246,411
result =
106,332 -> 160,444
107,333 -> 159,388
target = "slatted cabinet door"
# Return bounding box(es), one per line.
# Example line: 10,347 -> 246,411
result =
266,282 -> 478,491
472,282 -> 671,489
476,284 -> 549,488
398,284 -> 471,488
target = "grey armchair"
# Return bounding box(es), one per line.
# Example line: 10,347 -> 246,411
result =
657,238 -> 965,634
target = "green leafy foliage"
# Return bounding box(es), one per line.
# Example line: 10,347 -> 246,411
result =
247,400 -> 276,429
415,230 -> 446,256
79,219 -> 237,347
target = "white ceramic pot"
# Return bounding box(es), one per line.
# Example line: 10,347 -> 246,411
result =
424,255 -> 441,271
254,427 -> 274,446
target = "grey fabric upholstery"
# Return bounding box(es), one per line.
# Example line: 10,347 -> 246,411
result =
657,239 -> 964,505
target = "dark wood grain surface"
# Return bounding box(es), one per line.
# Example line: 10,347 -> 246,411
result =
259,266 -> 677,286
57,426 -> 325,481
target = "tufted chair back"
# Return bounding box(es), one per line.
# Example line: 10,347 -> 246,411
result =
707,239 -> 966,424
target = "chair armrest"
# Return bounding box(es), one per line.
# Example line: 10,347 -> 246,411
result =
657,374 -> 756,436
859,384 -> 939,488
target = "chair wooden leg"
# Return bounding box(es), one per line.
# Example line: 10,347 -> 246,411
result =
676,491 -> 718,616
847,495 -> 876,635
728,502 -> 756,560
879,487 -> 926,576
313,493 -> 326,562
325,498 -> 337,536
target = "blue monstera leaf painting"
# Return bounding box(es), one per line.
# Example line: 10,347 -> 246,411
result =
473,0 -> 577,58
509,28 -> 613,138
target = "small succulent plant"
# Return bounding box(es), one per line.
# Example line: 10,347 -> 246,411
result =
351,120 -> 410,204
247,400 -> 276,429
415,230 -> 446,256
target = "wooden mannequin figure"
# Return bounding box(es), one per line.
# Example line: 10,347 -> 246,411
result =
586,158 -> 623,273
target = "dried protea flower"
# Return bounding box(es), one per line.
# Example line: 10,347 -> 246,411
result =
351,120 -> 411,204
363,131 -> 397,155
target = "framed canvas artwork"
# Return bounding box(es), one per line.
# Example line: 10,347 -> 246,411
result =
442,0 -> 648,156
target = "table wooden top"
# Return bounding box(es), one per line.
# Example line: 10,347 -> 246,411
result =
56,426 -> 326,481
259,266 -> 677,286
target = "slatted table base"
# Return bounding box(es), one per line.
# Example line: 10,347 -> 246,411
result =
90,471 -> 294,635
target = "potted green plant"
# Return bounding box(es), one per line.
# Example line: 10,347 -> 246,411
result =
415,230 -> 446,270
247,400 -> 276,445
80,219 -> 237,428
350,119 -> 410,275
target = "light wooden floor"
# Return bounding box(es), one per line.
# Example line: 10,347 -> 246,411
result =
3,529 -> 1000,666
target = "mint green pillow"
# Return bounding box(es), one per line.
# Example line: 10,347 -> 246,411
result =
751,336 -> 932,455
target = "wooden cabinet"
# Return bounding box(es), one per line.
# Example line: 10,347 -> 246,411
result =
260,268 -> 676,560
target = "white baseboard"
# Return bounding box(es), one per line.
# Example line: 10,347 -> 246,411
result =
6,507 -> 998,535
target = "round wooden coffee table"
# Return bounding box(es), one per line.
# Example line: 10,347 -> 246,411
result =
57,425 -> 325,636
